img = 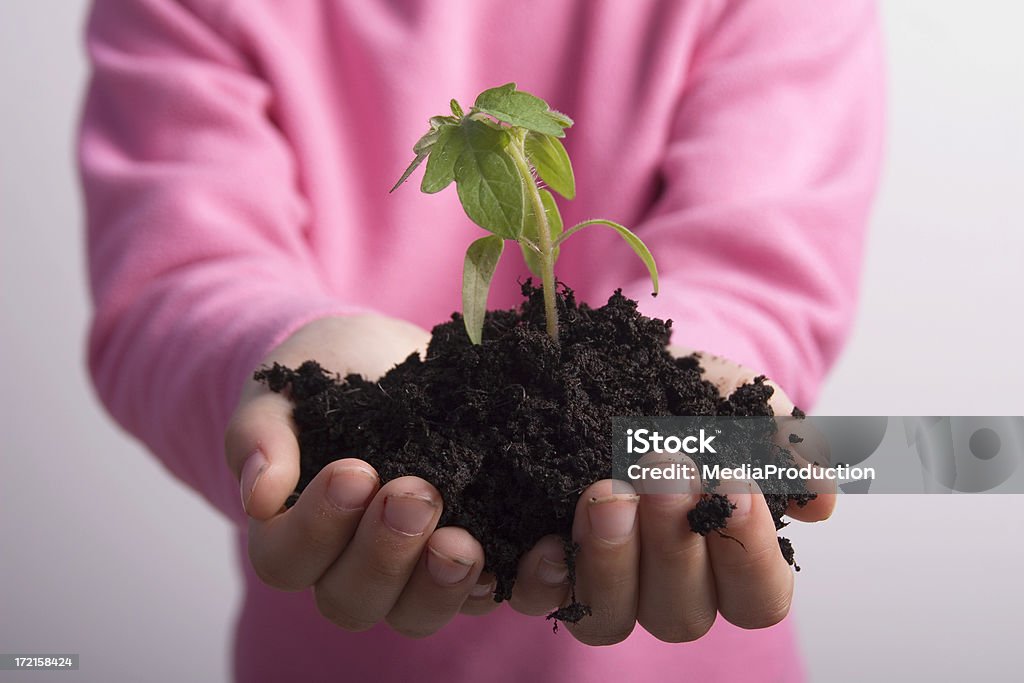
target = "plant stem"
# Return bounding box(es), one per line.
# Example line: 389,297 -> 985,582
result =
509,136 -> 559,342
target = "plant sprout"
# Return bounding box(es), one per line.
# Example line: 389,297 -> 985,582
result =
392,83 -> 658,344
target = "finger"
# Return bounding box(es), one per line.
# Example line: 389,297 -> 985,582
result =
508,535 -> 572,617
636,457 -> 718,643
706,480 -> 795,629
224,313 -> 430,520
247,458 -> 378,590
773,417 -> 837,522
785,482 -> 837,522
765,379 -> 796,417
225,390 -> 302,520
680,346 -> 834,522
313,476 -> 442,631
687,350 -> 796,417
385,527 -> 485,637
564,480 -> 640,646
460,572 -> 502,616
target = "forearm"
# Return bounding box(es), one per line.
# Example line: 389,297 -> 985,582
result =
79,0 -> 365,522
580,0 -> 885,406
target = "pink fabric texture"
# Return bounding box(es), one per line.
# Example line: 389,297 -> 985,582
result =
79,0 -> 883,680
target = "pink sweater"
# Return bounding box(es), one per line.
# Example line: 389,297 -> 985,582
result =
79,0 -> 883,680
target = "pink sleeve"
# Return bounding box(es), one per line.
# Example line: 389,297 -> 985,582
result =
79,0 -> 362,524
591,0 -> 885,408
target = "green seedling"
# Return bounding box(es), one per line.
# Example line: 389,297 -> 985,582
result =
392,83 -> 658,344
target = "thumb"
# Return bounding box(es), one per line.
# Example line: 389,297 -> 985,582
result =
225,388 -> 301,520
671,346 -> 796,416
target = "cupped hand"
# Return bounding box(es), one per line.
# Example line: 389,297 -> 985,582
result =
224,315 -> 499,639
226,322 -> 834,644
505,347 -> 836,645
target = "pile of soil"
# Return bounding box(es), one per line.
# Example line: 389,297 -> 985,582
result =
256,283 -> 813,625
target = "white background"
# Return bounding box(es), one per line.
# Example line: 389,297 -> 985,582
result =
2,2 -> 1022,681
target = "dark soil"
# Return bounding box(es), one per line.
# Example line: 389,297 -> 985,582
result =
256,283 -> 814,625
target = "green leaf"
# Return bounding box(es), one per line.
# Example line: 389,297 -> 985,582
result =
450,99 -> 464,118
473,83 -> 573,138
557,219 -> 660,295
429,114 -> 458,128
546,109 -> 574,128
413,127 -> 440,156
390,152 -> 428,193
393,118 -> 458,193
520,189 -> 563,277
452,119 -> 524,239
462,235 -> 505,344
421,123 -> 463,193
519,242 -> 543,279
525,132 -> 576,199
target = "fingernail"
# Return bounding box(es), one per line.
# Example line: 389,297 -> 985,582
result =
537,557 -> 569,586
326,466 -> 378,512
383,492 -> 438,536
426,546 -> 475,585
685,466 -> 703,495
588,494 -> 639,543
470,580 -> 495,598
726,480 -> 756,518
240,449 -> 268,512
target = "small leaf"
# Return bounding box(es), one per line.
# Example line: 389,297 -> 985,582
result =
473,83 -> 572,138
558,219 -> 659,295
394,119 -> 459,193
413,127 -> 440,156
450,99 -> 464,118
390,153 -> 428,193
462,235 -> 505,344
421,124 -> 463,193
525,132 -> 576,199
546,109 -> 574,128
520,189 -> 563,277
519,242 -> 543,279
429,114 -> 458,128
453,119 -> 524,239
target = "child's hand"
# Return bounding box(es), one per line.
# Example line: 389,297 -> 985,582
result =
226,321 -> 833,644
504,348 -> 836,645
224,315 -> 498,638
